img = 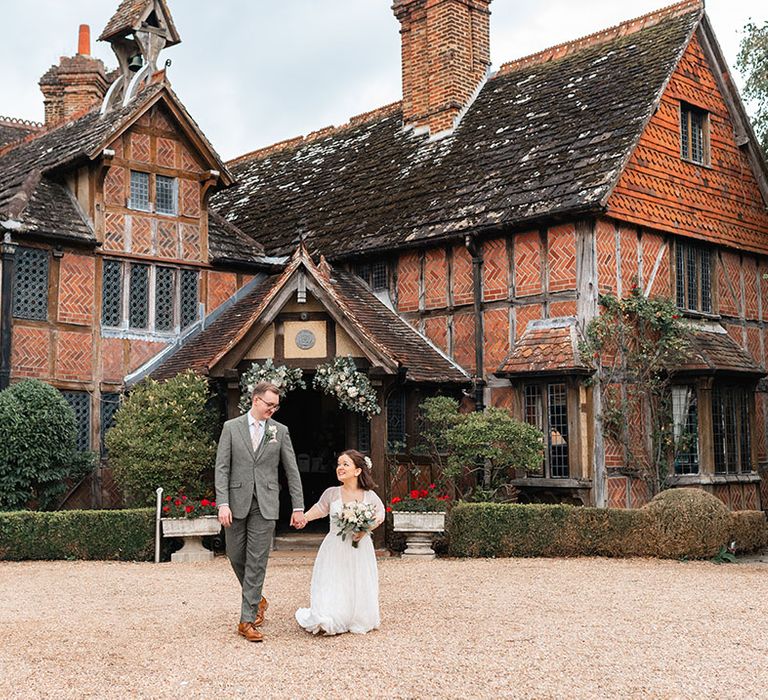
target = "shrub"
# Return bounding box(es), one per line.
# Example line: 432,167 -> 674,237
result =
642,488 -> 730,559
106,371 -> 217,506
729,510 -> 768,554
0,379 -> 94,511
0,509 -> 154,561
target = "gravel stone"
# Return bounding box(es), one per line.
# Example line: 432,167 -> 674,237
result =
1,555 -> 766,699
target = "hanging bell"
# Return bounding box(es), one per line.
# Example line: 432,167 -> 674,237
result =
127,54 -> 144,72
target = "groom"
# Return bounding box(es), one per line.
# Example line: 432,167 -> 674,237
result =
215,382 -> 305,642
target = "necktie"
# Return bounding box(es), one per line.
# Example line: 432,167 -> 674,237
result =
252,421 -> 262,452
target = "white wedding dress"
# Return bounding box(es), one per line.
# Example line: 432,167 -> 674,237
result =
295,486 -> 385,635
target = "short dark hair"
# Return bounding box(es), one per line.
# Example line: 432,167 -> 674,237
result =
340,449 -> 378,490
251,382 -> 281,401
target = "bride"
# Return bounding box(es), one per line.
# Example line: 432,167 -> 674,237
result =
295,449 -> 385,635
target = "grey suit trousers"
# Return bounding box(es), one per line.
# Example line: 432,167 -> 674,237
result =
226,494 -> 274,623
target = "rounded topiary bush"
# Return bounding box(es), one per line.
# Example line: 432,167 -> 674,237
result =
642,488 -> 730,559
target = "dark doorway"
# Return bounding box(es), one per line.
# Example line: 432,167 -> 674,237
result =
276,386 -> 346,532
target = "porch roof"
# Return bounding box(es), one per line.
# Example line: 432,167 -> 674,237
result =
151,250 -> 469,384
673,324 -> 765,377
497,318 -> 591,377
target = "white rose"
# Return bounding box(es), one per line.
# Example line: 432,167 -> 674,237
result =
348,387 -> 359,397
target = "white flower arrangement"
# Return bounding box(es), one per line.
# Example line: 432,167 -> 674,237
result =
313,356 -> 381,418
238,359 -> 306,414
332,500 -> 377,548
266,425 -> 278,443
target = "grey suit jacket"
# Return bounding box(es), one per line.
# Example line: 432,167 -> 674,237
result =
214,414 -> 304,520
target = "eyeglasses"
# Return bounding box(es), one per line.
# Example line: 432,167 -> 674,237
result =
255,396 -> 280,412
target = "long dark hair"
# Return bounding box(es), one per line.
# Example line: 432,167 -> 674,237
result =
341,449 -> 378,490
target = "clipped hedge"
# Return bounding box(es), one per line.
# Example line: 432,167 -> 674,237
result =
449,493 -> 768,560
0,508 -> 155,561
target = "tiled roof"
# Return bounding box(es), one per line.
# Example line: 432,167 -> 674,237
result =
498,319 -> 591,376
207,210 -> 265,265
213,5 -> 700,259
0,117 -> 43,148
674,325 -> 765,376
99,0 -> 180,47
152,251 -> 469,384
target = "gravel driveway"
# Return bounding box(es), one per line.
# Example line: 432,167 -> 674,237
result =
1,553 -> 766,699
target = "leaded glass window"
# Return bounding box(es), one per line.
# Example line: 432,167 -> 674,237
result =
156,175 -> 177,215
680,103 -> 709,165
713,386 -> 752,474
371,261 -> 388,291
524,382 -> 569,478
675,241 -> 712,313
387,391 -> 406,452
62,391 -> 91,452
673,385 -> 699,475
180,269 -> 199,328
357,414 -> 371,454
100,393 -> 121,456
13,247 -> 49,320
129,171 -> 150,211
129,264 -> 149,329
155,267 -> 175,331
102,260 -> 122,327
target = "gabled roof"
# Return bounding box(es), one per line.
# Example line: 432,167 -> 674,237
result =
152,247 -> 469,384
213,2 -> 703,259
100,0 -> 180,47
674,324 -> 765,377
0,117 -> 43,148
497,318 -> 591,377
0,82 -> 235,247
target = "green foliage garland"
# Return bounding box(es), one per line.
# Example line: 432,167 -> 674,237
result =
238,359 -> 306,413
313,356 -> 380,418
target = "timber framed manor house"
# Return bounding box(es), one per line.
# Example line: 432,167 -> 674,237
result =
1,0 -> 768,517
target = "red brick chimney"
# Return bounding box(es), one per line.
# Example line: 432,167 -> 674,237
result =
39,24 -> 109,126
393,0 -> 492,136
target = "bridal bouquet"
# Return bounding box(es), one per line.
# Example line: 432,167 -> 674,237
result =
332,501 -> 377,548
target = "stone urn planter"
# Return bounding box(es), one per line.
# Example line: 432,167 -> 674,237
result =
392,511 -> 446,559
161,515 -> 221,563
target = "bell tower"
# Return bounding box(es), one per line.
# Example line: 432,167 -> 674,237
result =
98,0 -> 181,113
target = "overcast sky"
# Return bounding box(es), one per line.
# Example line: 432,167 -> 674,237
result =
0,1 -> 764,161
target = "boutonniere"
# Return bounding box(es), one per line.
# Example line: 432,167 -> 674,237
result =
266,425 -> 278,443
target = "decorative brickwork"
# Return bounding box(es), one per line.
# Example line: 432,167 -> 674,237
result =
547,224 -> 577,293
620,225 -> 638,295
129,215 -> 153,255
129,339 -> 168,373
180,223 -> 201,261
206,271 -> 238,313
423,248 -> 447,309
744,483 -> 759,511
490,386 -> 515,412
514,231 -> 541,297
513,303 -> 542,341
746,327 -> 762,368
104,212 -> 125,251
596,218 -> 617,295
604,434 -> 624,469
397,251 -> 420,313
58,254 -> 95,326
180,146 -> 199,173
180,179 -> 201,218
452,312 -> 476,374
483,308 -> 509,374
157,220 -> 178,259
607,33 -> 768,255
756,395 -> 767,462
548,300 -> 577,318
452,244 -> 474,306
641,231 -> 670,296
629,478 -> 651,508
719,252 -> 741,317
424,315 -> 448,354
743,257 -> 759,321
153,106 -> 175,133
55,330 -> 93,381
131,132 -> 151,163
482,238 -> 508,302
108,137 -> 124,159
104,166 -> 125,206
101,337 -> 125,383
157,137 -> 176,168
12,326 -> 50,378
607,476 -> 628,508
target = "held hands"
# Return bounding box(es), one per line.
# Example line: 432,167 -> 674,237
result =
218,505 -> 233,528
291,511 -> 307,529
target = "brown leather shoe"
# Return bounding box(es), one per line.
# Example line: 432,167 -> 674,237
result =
237,622 -> 264,642
254,596 -> 269,626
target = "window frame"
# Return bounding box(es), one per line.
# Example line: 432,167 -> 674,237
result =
672,384 -> 699,475
155,174 -> 178,216
675,240 -> 712,315
712,384 -> 753,475
679,102 -> 710,166
129,170 -> 151,212
12,246 -> 50,321
524,381 -> 571,479
61,390 -> 92,452
101,259 -> 199,335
